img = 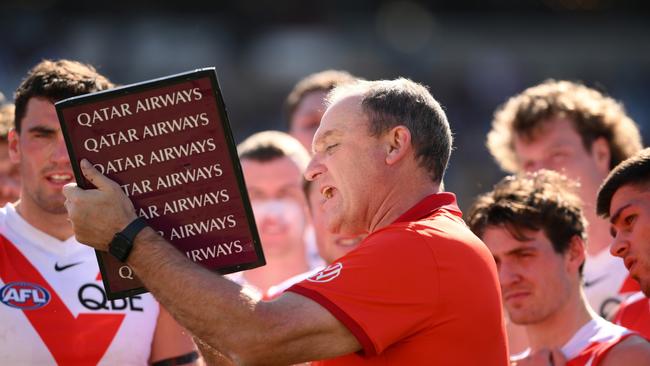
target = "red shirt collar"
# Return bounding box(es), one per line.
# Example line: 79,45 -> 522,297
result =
393,192 -> 461,224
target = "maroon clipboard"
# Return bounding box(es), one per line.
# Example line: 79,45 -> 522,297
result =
55,68 -> 265,299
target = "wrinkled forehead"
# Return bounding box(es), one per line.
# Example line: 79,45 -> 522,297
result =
313,95 -> 364,147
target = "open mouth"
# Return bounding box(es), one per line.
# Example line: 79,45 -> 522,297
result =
321,186 -> 334,199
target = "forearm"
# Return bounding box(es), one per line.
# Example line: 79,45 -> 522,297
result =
126,228 -> 357,364
128,228 -> 272,360
63,162 -> 359,364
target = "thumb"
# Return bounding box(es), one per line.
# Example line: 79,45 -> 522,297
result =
80,159 -> 118,191
62,182 -> 80,199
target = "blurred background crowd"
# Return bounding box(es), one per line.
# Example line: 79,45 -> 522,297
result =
2,0 -> 649,211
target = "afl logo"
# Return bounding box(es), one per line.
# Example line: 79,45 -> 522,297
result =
307,262 -> 343,283
1,282 -> 51,310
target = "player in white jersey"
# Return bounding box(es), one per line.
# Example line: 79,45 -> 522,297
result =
0,59 -> 200,365
487,80 -> 644,321
510,318 -> 634,366
0,204 -> 162,365
234,131 -> 321,295
467,170 -> 650,365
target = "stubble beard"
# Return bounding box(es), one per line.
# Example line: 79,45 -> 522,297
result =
29,187 -> 67,215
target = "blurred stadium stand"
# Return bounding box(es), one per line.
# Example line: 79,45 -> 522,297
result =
1,0 -> 648,210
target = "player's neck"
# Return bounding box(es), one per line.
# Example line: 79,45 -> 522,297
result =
15,199 -> 73,241
243,246 -> 310,293
526,290 -> 594,353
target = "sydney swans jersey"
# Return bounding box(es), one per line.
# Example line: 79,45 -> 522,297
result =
583,247 -> 640,318
512,317 -> 634,366
614,291 -> 650,339
0,204 -> 159,365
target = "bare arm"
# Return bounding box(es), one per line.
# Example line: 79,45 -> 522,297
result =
63,160 -> 360,365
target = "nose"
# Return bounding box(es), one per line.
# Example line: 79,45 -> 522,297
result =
304,155 -> 325,182
610,236 -> 629,258
52,136 -> 70,164
498,260 -> 522,288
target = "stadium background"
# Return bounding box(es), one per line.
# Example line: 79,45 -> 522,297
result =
1,0 -> 649,211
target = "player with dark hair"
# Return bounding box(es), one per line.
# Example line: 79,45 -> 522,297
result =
0,59 -> 201,365
468,170 -> 650,366
597,148 -> 650,338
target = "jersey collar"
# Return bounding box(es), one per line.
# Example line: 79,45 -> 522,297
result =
393,192 -> 461,224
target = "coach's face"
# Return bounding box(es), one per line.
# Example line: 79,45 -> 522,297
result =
482,226 -> 575,325
609,184 -> 650,296
305,94 -> 387,236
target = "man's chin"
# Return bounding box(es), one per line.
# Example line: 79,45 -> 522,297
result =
37,199 -> 68,215
43,205 -> 68,215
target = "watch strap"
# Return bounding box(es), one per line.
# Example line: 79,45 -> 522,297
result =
109,217 -> 148,262
121,217 -> 148,241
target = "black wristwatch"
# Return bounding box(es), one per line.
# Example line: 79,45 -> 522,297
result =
109,217 -> 148,262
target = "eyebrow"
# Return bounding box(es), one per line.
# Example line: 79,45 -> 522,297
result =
28,125 -> 57,134
312,129 -> 343,153
610,204 -> 632,226
504,245 -> 537,257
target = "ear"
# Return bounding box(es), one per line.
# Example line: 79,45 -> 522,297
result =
590,137 -> 610,173
384,125 -> 412,166
7,128 -> 20,164
565,235 -> 586,275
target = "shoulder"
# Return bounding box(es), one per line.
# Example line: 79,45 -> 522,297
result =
374,208 -> 477,248
266,268 -> 323,299
601,335 -> 650,366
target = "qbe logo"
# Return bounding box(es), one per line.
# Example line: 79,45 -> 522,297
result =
1,282 -> 51,310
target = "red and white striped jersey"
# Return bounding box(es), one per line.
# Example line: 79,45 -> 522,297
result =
614,291 -> 650,340
512,317 -> 634,366
0,204 -> 160,365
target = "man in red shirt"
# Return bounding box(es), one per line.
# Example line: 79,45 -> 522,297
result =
63,78 -> 508,364
468,170 -> 650,366
597,148 -> 650,339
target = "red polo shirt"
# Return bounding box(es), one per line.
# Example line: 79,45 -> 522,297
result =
288,193 -> 508,365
